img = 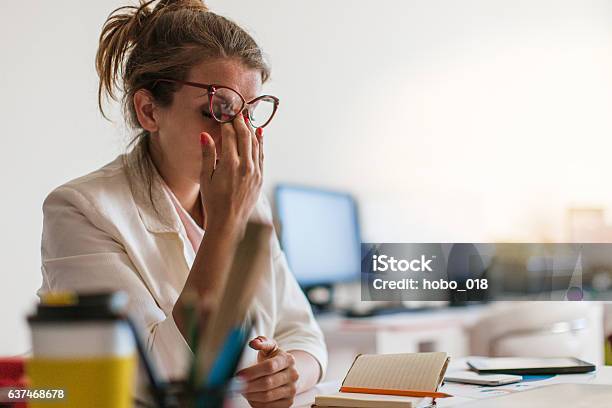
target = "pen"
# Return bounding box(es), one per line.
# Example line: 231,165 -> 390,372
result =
339,386 -> 452,399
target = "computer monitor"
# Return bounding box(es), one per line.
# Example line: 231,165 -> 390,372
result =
274,185 -> 361,288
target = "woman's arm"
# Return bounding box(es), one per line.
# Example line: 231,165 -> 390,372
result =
171,220 -> 240,335
172,114 -> 263,340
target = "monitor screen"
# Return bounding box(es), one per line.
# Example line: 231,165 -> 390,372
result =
275,185 -> 361,286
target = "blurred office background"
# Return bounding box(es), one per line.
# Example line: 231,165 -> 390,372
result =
2,0 -> 612,370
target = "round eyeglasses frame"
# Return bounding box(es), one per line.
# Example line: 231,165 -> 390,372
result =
152,79 -> 280,128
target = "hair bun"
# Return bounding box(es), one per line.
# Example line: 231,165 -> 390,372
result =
153,0 -> 209,13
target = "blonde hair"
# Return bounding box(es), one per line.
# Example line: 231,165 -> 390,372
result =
95,0 -> 270,207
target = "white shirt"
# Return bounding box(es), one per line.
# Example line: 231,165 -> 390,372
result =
39,147 -> 327,382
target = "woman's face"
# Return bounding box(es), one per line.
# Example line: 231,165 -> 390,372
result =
153,58 -> 262,183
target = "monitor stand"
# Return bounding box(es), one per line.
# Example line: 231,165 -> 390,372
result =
303,284 -> 335,313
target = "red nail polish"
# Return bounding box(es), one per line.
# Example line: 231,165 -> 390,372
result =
200,133 -> 208,145
256,127 -> 263,138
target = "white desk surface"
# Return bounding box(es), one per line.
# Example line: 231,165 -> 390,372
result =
227,358 -> 612,407
316,304 -> 488,332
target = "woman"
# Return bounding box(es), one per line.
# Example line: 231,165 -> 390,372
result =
39,1 -> 327,406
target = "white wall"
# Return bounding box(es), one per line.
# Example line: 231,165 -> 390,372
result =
214,0 -> 612,243
2,0 -> 612,354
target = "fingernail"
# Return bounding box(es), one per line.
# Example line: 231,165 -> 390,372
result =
256,127 -> 263,138
200,133 -> 208,145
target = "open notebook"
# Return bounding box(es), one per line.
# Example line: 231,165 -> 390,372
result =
314,352 -> 450,408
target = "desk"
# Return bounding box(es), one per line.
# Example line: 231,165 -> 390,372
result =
437,359 -> 612,406
227,358 -> 612,407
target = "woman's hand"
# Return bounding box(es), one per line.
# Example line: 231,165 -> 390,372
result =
237,336 -> 299,408
199,115 -> 263,234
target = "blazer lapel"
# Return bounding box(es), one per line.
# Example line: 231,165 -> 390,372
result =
123,147 -> 182,234
122,146 -> 193,312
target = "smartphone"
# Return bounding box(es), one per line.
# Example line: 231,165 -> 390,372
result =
445,371 -> 522,386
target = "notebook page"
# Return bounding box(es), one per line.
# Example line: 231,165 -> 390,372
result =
315,392 -> 419,408
342,352 -> 448,391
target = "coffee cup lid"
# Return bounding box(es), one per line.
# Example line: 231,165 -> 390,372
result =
28,291 -> 129,322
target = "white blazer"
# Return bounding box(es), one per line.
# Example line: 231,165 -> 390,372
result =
39,147 -> 327,381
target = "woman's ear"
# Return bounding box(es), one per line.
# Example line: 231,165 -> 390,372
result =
133,89 -> 159,132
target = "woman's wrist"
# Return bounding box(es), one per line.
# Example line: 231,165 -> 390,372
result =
288,350 -> 322,393
205,214 -> 246,240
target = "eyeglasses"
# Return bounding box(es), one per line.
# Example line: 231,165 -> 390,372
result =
153,79 -> 279,129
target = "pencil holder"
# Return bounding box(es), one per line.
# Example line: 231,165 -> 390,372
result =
155,380 -> 228,408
